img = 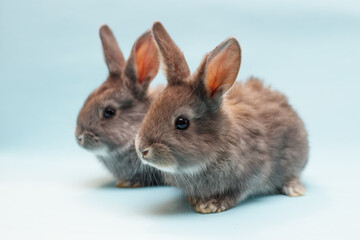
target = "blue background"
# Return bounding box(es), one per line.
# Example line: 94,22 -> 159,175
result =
1,0 -> 359,239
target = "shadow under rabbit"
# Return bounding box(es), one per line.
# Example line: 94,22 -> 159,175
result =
80,176 -> 326,225
144,178 -> 324,218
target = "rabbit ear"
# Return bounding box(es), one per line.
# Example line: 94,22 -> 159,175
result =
152,21 -> 190,85
201,37 -> 241,98
125,30 -> 160,97
100,25 -> 125,76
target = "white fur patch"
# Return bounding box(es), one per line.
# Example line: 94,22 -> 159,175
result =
91,146 -> 109,157
139,158 -> 178,173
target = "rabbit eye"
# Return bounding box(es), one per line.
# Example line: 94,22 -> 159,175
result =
175,116 -> 189,130
103,107 -> 116,119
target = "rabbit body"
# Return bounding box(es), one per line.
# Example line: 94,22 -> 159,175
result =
136,22 -> 308,213
164,79 -> 308,209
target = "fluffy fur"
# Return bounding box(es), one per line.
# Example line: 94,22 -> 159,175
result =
135,22 -> 308,213
76,25 -> 164,187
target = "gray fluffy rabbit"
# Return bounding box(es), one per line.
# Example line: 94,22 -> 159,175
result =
76,25 -> 164,187
135,22 -> 308,213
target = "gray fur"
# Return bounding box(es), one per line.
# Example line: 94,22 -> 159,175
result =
135,22 -> 308,212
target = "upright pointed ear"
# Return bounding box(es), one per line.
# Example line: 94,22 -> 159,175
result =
202,37 -> 241,98
151,21 -> 190,85
125,30 -> 160,97
100,25 -> 125,76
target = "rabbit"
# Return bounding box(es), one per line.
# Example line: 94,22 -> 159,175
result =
75,25 -> 165,188
135,22 -> 309,213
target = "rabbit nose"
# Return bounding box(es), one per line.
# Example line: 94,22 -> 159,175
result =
77,134 -> 84,145
139,147 -> 151,158
142,149 -> 149,157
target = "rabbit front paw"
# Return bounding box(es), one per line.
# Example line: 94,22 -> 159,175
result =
194,198 -> 229,214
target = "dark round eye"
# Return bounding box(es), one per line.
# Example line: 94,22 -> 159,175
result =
175,116 -> 189,130
103,107 -> 116,119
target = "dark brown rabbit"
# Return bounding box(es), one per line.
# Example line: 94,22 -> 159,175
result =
76,25 -> 164,187
135,22 -> 308,213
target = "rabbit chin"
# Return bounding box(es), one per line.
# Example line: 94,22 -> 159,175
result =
139,158 -> 178,174
140,158 -> 205,175
88,145 -> 109,157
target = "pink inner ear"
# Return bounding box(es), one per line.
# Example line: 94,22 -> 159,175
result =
205,39 -> 241,97
135,37 -> 157,84
206,51 -> 229,96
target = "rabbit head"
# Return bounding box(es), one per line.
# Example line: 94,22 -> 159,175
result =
135,22 -> 241,174
76,25 -> 159,156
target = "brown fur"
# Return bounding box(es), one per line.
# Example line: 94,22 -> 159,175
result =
135,22 -> 308,213
75,25 -> 164,187
152,22 -> 190,85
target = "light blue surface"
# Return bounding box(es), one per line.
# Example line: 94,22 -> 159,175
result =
1,0 -> 359,239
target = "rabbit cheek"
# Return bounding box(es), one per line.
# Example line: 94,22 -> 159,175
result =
136,141 -> 178,173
